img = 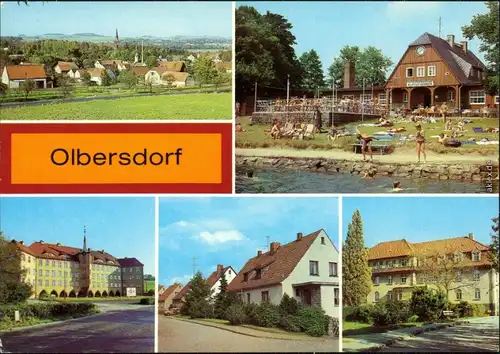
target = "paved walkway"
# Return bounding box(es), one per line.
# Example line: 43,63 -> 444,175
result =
159,316 -> 339,352
236,148 -> 499,165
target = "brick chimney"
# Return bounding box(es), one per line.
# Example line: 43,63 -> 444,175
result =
217,264 -> 223,273
460,40 -> 468,53
468,233 -> 474,240
297,232 -> 303,241
257,250 -> 262,256
20,241 -> 24,245
447,34 -> 455,47
40,240 -> 44,244
343,60 -> 356,89
270,242 -> 281,253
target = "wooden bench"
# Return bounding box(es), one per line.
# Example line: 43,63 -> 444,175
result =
442,310 -> 458,319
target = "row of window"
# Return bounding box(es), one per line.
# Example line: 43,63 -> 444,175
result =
372,252 -> 482,270
240,288 -> 341,307
456,288 -> 481,300
374,290 -> 403,302
406,65 -> 436,78
374,270 -> 481,286
345,91 -> 497,106
309,261 -> 338,277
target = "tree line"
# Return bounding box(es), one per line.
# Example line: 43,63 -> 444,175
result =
236,2 -> 498,100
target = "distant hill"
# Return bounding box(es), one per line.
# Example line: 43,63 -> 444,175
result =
72,33 -> 104,37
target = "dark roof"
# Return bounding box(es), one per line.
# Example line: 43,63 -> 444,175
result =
172,282 -> 191,301
408,32 -> 486,85
117,257 -> 143,267
227,230 -> 324,292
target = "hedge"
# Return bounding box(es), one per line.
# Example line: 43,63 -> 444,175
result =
0,302 -> 98,321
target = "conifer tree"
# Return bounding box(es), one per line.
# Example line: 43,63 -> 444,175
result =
343,210 -> 372,306
182,271 -> 213,318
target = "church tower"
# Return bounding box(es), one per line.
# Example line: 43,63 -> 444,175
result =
115,28 -> 120,46
83,225 -> 87,251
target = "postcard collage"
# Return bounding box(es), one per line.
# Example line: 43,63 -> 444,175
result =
0,1 -> 499,353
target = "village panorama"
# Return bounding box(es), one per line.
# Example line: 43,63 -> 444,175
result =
0,2 -> 232,120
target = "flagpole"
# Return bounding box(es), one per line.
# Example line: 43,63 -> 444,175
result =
362,78 -> 365,122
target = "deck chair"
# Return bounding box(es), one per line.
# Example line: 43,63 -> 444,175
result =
281,122 -> 295,137
303,124 -> 315,139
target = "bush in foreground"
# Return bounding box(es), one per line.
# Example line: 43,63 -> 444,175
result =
226,303 -> 247,325
0,302 -> 98,322
139,298 -> 154,305
295,307 -> 330,337
410,287 -> 446,322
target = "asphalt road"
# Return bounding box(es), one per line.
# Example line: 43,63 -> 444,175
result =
158,317 -> 340,352
0,307 -> 154,353
380,316 -> 500,352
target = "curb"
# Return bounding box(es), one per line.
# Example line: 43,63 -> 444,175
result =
170,317 -> 323,342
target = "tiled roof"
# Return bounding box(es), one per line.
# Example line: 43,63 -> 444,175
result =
3,65 -> 47,80
206,266 -> 232,288
56,61 -> 78,72
368,236 -> 490,260
227,230 -> 323,292
159,283 -> 182,301
132,67 -> 150,76
117,257 -> 143,267
157,61 -> 186,72
87,68 -> 106,77
408,32 -> 486,84
161,71 -> 189,82
172,282 -> 191,301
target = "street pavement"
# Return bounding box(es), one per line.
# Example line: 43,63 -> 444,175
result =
158,316 -> 340,352
380,316 -> 500,352
0,307 -> 154,353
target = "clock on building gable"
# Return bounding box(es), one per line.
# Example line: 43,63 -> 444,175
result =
416,46 -> 425,56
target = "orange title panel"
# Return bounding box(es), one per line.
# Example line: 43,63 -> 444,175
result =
11,133 -> 222,184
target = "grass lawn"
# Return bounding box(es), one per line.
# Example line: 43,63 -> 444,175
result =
236,116 -> 499,155
343,321 -> 424,336
0,92 -> 232,120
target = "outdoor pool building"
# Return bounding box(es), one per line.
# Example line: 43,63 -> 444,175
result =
367,234 -> 499,315
11,229 -> 145,298
336,32 -> 498,111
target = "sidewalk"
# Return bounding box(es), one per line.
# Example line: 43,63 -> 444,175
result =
170,317 -> 331,342
342,321 -> 468,352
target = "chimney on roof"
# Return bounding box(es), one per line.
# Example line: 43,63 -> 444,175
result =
468,233 -> 474,240
446,34 -> 455,47
460,40 -> 468,53
270,242 -> 281,253
40,240 -> 44,244
101,250 -> 104,253
20,241 -> 24,245
56,243 -> 61,246
297,232 -> 303,241
87,248 -> 91,252
343,60 -> 356,89
217,264 -> 223,273
257,250 -> 262,256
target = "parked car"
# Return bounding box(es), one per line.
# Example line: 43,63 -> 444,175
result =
164,308 -> 180,316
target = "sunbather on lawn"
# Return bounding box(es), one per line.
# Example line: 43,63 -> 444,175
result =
270,121 -> 281,139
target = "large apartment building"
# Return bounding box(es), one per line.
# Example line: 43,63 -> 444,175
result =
11,230 -> 145,298
367,233 -> 499,314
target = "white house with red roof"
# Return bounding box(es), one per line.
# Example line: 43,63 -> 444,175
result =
227,229 -> 340,318
1,64 -> 48,89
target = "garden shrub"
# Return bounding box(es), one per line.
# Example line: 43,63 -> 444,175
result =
455,301 -> 486,318
0,302 -> 98,322
279,294 -> 301,316
243,302 -> 260,326
345,304 -> 375,323
296,307 -> 329,337
139,298 -> 154,305
408,314 -> 419,323
226,304 -> 247,325
410,287 -> 446,322
187,299 -> 214,319
279,314 -> 301,332
255,302 -> 280,328
371,301 -> 410,326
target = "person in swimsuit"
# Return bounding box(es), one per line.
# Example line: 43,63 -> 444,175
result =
356,127 -> 375,161
270,120 -> 281,139
392,181 -> 403,192
415,124 -> 427,163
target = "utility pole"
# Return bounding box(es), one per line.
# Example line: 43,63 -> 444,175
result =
141,39 -> 144,64
331,77 -> 335,127
191,256 -> 197,276
254,82 -> 257,114
438,17 -> 442,38
266,236 -> 270,250
286,74 -> 290,121
362,78 -> 365,122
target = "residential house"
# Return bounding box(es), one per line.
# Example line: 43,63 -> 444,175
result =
171,282 -> 191,309
216,62 -> 232,74
159,283 -> 183,311
186,54 -> 197,62
227,229 -> 340,318
206,264 -> 237,297
1,64 -> 48,89
158,285 -> 166,295
10,231 -> 144,299
132,66 -> 151,82
94,60 -> 129,72
54,61 -> 78,76
160,71 -> 193,87
157,61 -> 186,72
68,69 -> 86,81
367,233 -> 499,315
86,68 -> 114,86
